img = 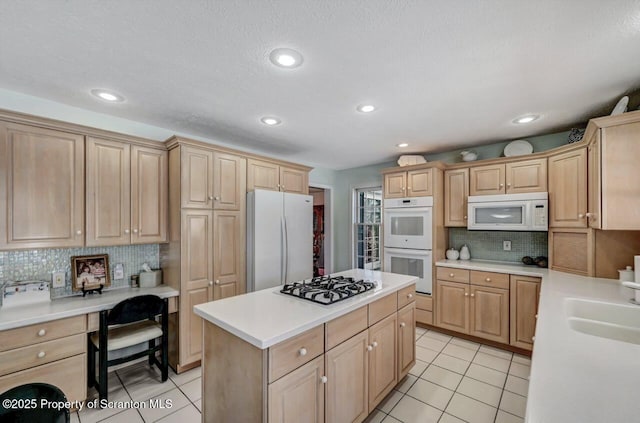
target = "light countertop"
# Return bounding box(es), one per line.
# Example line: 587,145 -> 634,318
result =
193,269 -> 418,349
436,259 -> 640,423
0,285 -> 179,331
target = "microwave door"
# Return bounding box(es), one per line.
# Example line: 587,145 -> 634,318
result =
469,203 -> 527,230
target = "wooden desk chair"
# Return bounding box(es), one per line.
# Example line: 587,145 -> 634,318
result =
0,383 -> 70,423
88,295 -> 169,403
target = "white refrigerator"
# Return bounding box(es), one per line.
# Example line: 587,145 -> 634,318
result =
247,189 -> 313,292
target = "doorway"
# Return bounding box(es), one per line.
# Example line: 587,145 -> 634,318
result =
309,185 -> 332,277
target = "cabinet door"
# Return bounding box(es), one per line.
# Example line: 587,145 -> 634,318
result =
268,355 -> 325,423
213,152 -> 246,210
506,158 -> 547,194
435,280 -> 469,333
85,137 -> 130,246
548,148 -> 587,227
510,275 -> 541,350
181,146 -> 213,209
397,302 -> 416,380
368,313 -> 397,411
549,228 -> 593,276
587,133 -> 601,229
183,287 -> 209,365
280,166 -> 308,194
469,285 -> 509,344
444,169 -> 469,227
325,331 -> 368,423
384,172 -> 406,198
213,210 -> 245,299
469,164 -> 505,195
0,122 -> 84,249
131,146 -> 168,244
247,158 -> 279,191
407,169 -> 432,197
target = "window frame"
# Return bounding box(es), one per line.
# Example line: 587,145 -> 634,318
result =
352,186 -> 383,270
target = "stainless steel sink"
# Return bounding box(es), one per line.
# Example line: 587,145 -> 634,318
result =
565,298 -> 640,345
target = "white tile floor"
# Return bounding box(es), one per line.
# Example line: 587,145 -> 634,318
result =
73,326 -> 530,422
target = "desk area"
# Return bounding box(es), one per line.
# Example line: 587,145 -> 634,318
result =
0,286 -> 179,405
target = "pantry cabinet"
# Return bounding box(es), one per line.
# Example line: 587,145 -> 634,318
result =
180,146 -> 214,209
383,168 -> 432,198
212,210 -> 244,299
212,152 -> 246,210
510,275 -> 541,351
247,158 -> 309,194
469,159 -> 546,196
548,148 -> 587,228
444,168 -> 469,227
0,122 -> 85,249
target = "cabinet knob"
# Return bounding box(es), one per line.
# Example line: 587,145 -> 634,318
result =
464,292 -> 469,297
367,345 -> 373,352
400,322 -> 406,328
407,186 -> 412,190
507,183 -> 511,187
299,347 -> 307,356
449,273 -> 454,278
214,196 -> 220,201
124,229 -> 130,234
133,229 -> 138,233
208,195 -> 213,200
320,376 -> 328,384
208,281 -> 213,286
372,341 -> 378,348
37,351 -> 46,359
532,336 -> 536,342
485,278 -> 491,282
470,293 -> 475,298
37,329 -> 46,337
585,212 -> 594,218
76,230 -> 82,235
281,186 -> 285,190
463,216 -> 467,219
215,280 -> 220,285
499,183 -> 504,187
535,314 -> 538,319
407,293 -> 413,299
578,213 -> 585,218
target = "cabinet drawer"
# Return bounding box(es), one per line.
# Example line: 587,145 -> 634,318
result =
368,293 -> 398,326
0,353 -> 86,404
269,325 -> 324,383
416,309 -> 433,325
326,306 -> 367,350
437,267 -> 470,283
470,271 -> 509,289
397,285 -> 416,309
0,316 -> 86,352
0,333 -> 85,377
416,294 -> 433,311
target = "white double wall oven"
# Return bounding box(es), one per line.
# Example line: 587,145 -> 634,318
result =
383,196 -> 433,295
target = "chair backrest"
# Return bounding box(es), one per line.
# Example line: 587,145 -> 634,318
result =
108,294 -> 166,325
0,383 -> 70,423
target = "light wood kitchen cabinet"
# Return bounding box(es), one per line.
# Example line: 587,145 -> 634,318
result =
325,330 -> 369,423
212,210 -> 245,300
0,122 -> 84,249
212,152 -> 246,210
384,168 -> 433,198
469,285 -> 509,344
415,294 -> 433,325
510,275 -> 541,351
548,228 -> 593,276
247,158 -> 309,194
268,355 -> 325,423
444,168 -> 469,227
469,159 -> 547,196
86,138 -> 167,246
180,145 -> 214,209
548,148 -> 587,228
368,312 -> 398,412
397,302 -> 416,380
435,280 -> 470,333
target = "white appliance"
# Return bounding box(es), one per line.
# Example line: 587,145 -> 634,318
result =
467,192 -> 548,231
383,196 -> 433,294
247,190 -> 313,292
383,196 -> 433,249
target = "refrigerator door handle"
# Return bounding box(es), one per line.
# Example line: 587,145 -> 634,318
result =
280,216 -> 286,284
283,216 -> 289,283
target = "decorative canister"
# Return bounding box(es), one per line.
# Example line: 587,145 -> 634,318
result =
619,266 -> 635,282
446,248 -> 460,260
460,245 -> 471,260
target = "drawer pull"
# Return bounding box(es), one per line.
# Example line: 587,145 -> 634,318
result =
372,341 -> 378,348
298,347 -> 307,357
407,293 -> 413,299
485,278 -> 491,282
400,322 -> 406,328
37,351 -> 46,359
320,376 -> 328,384
367,345 -> 373,352
37,329 -> 46,337
449,273 -> 454,278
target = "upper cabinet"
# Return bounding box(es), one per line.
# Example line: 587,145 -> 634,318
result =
212,152 -> 246,210
444,168 -> 469,227
180,146 -> 214,209
548,148 -> 587,228
469,158 -> 546,196
86,137 -> 167,246
384,169 -> 432,198
247,158 -> 309,194
0,122 -> 85,250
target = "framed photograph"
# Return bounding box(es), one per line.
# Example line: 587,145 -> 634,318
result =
71,254 -> 111,292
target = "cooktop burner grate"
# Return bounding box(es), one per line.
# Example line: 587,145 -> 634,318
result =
280,275 -> 376,305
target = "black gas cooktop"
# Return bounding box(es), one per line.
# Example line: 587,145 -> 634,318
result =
280,275 -> 376,305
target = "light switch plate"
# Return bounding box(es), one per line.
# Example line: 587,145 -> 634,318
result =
503,240 -> 512,251
52,272 -> 66,288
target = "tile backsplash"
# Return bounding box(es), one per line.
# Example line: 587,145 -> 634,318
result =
448,229 -> 548,263
0,244 -> 159,298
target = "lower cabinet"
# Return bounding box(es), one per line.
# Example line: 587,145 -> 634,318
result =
469,285 -> 509,344
397,302 -> 416,380
368,313 -> 398,410
510,275 -> 541,350
435,280 -> 469,333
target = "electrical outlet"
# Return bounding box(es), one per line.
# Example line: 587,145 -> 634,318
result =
503,240 -> 512,251
52,272 -> 65,288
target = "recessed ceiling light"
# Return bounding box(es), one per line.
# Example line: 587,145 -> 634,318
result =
269,48 -> 303,68
397,143 -> 409,148
260,116 -> 281,126
357,104 -> 376,113
513,114 -> 539,124
91,89 -> 124,102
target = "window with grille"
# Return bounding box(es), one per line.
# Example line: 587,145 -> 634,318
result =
354,187 -> 382,270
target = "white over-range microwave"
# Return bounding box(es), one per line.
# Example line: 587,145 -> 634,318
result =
467,192 -> 548,231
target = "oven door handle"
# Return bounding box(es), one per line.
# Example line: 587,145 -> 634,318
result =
383,247 -> 432,256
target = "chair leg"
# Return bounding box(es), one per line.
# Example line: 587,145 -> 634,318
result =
148,339 -> 155,366
161,298 -> 169,382
98,311 -> 109,404
87,336 -> 95,388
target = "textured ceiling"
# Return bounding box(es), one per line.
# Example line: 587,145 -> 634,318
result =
1,1 -> 639,169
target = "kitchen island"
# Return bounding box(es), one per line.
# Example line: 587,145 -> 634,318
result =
193,269 -> 417,423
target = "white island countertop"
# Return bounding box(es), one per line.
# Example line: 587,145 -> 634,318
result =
436,259 -> 640,423
0,285 -> 179,331
193,269 -> 417,349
